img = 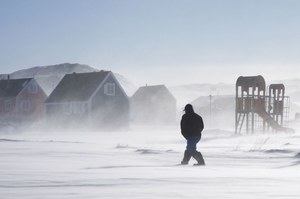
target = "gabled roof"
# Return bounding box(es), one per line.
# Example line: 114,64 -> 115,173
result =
0,78 -> 32,98
131,85 -> 176,102
46,71 -> 110,103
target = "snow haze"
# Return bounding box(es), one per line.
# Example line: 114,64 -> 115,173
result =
1,1 -> 300,198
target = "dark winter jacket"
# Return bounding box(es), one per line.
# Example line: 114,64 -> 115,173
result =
180,105 -> 204,139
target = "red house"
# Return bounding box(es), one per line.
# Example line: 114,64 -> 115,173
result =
0,77 -> 47,124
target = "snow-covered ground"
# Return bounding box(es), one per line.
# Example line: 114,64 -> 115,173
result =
1,125 -> 300,199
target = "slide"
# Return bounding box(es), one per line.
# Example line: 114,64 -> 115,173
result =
254,100 -> 293,133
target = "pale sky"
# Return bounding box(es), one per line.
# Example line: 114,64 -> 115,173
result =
0,0 -> 300,86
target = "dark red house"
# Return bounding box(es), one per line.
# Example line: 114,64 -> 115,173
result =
0,77 -> 47,124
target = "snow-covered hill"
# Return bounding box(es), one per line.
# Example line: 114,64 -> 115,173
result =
290,91 -> 300,103
191,95 -> 235,129
10,63 -> 97,78
6,63 -> 137,96
169,83 -> 234,109
274,79 -> 300,95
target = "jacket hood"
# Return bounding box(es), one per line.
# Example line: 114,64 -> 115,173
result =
184,104 -> 194,114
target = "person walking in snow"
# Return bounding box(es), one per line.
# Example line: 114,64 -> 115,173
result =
180,104 -> 205,165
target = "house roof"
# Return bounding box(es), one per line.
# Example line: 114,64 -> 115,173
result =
131,85 -> 176,102
0,78 -> 32,98
45,71 -> 110,103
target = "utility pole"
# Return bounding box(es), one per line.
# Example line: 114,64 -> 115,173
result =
209,94 -> 212,127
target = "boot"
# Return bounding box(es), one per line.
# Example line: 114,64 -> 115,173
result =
181,150 -> 192,165
192,151 -> 205,166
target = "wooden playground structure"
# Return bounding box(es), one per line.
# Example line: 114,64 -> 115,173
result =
235,75 -> 292,134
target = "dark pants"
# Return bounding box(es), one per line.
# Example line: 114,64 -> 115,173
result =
182,135 -> 205,165
186,136 -> 201,154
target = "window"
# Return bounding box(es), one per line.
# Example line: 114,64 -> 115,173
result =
104,83 -> 115,96
22,100 -> 30,112
73,103 -> 86,114
4,100 -> 13,112
63,104 -> 72,115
